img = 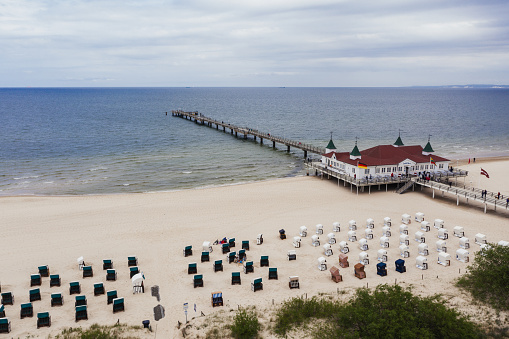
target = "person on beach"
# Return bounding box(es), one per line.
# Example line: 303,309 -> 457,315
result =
497,192 -> 500,199
506,197 -> 509,207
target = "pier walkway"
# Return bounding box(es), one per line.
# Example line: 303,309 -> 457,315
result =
172,110 -> 324,158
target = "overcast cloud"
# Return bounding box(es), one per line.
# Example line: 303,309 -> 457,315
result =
1,0 -> 508,87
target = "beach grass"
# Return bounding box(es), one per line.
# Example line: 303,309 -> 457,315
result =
53,323 -> 145,339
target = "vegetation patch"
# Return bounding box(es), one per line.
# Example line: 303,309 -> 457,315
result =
230,308 -> 261,339
53,323 -> 145,339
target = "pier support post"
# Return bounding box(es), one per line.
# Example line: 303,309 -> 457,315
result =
254,136 -> 256,141
235,131 -> 238,137
244,134 -> 247,139
216,125 -> 218,130
223,126 -> 225,132
231,129 -> 233,134
287,145 -> 290,153
260,138 -> 263,145
457,195 -> 459,206
433,189 -> 435,199
273,141 -> 276,149
369,185 -> 371,194
304,150 -> 307,159
484,204 -> 487,213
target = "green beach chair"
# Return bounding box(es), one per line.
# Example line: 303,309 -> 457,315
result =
75,295 -> 87,307
112,298 -> 125,313
213,260 -> 223,272
251,277 -> 263,292
188,262 -> 197,274
1,292 -> 14,306
268,267 -> 278,280
130,266 -> 139,278
49,274 -> 61,287
243,261 -> 254,274
128,256 -> 138,267
227,251 -> 236,263
103,259 -> 113,270
0,317 -> 11,333
30,273 -> 41,287
69,281 -> 81,295
37,312 -> 51,328
260,255 -> 269,267
231,272 -> 241,285
238,249 -> 246,261
29,288 -> 41,302
107,290 -> 117,304
75,305 -> 87,322
201,251 -> 210,262
0,304 -> 4,318
106,269 -> 117,281
222,243 -> 230,254
193,275 -> 203,288
183,245 -> 193,257
51,293 -> 63,307
82,266 -> 93,278
20,302 -> 33,319
94,282 -> 105,296
229,238 -> 235,248
38,265 -> 49,277
242,240 -> 250,250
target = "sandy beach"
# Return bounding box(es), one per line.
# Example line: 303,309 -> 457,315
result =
1,157 -> 508,338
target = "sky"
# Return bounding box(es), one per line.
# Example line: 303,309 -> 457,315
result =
1,0 -> 508,87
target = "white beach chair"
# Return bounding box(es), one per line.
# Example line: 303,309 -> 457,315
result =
380,236 -> 389,248
456,249 -> 469,263
289,276 -> 299,289
459,237 -> 470,249
77,256 -> 85,270
480,243 -> 491,252
382,226 -> 391,237
415,231 -> 425,243
399,224 -> 408,235
399,244 -> 410,258
438,228 -> 448,240
318,257 -> 327,271
475,233 -> 487,245
453,226 -> 464,238
348,230 -> 357,242
348,220 -> 357,231
339,241 -> 349,254
436,240 -> 447,253
332,222 -> 340,232
327,233 -> 336,245
132,273 -> 144,294
498,240 -> 509,247
383,217 -> 391,227
377,249 -> 387,262
299,226 -> 308,237
359,251 -> 369,265
401,214 -> 411,225
365,228 -> 373,240
316,224 -> 324,235
416,256 -> 428,270
293,236 -> 301,248
415,212 -> 425,222
323,244 -> 333,256
366,218 -> 374,229
287,250 -> 297,261
434,219 -> 444,229
311,235 -> 320,247
399,234 -> 409,246
418,243 -> 429,256
359,238 -> 369,251
257,234 -> 263,245
203,241 -> 213,253
420,221 -> 431,232
438,252 -> 451,266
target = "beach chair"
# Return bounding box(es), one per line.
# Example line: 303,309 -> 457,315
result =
51,293 -> 63,306
251,277 -> 263,292
456,249 -> 469,263
418,243 -> 429,256
0,305 -> 4,318
480,244 -> 492,252
436,240 -> 447,253
316,224 -> 323,235
188,262 -> 197,274
77,256 -> 85,270
416,256 -> 428,270
49,274 -> 61,287
211,292 -> 223,307
366,218 -> 375,229
75,305 -> 88,322
201,251 -> 210,262
339,253 -> 349,268
399,234 -> 409,246
94,282 -> 105,296
31,273 -> 42,287
238,249 -> 247,261
75,295 -> 87,307
299,226 -> 308,237
459,237 -> 470,249
20,302 -> 33,318
183,245 -> 193,257
203,241 -> 213,253
293,236 -> 301,248
434,219 -> 444,229
29,288 -> 41,302
377,262 -> 387,277
383,217 -> 391,227
475,233 -> 487,245
415,231 -> 425,243
359,238 -> 368,251
327,232 -> 336,244
332,222 -> 340,232
231,272 -> 241,285
347,220 -> 356,231
213,260 -> 223,272
365,228 -> 373,240
498,240 -> 509,247
348,231 -> 357,242
318,257 -> 327,271
382,226 -> 391,237
243,261 -> 254,274
354,263 -> 366,279
69,281 -> 81,295
401,214 -> 411,225
438,252 -> 451,266
377,249 -> 387,262
287,250 -> 297,261
415,212 -> 425,222
106,269 -> 117,281
242,240 -> 250,250
132,273 -> 145,294
82,266 -> 93,278
323,244 -> 333,256
399,245 -> 409,258
0,318 -> 11,333
311,235 -> 320,247
229,238 -> 236,248
260,256 -> 269,267
268,267 -> 278,280
330,266 -> 342,283
257,234 -> 263,245
339,241 -> 349,254
395,259 -> 406,273
227,251 -> 236,264
113,298 -> 125,313
128,256 -> 138,266
37,312 -> 51,328
130,266 -> 139,278
279,229 -> 286,240
359,252 -> 369,265
421,221 -> 431,232
438,228 -> 449,240
38,265 -> 49,277
222,243 -> 230,254
289,276 -> 299,289
2,292 -> 14,305
107,290 -> 118,304
399,224 -> 408,235
103,259 -> 113,270
380,236 -> 390,248
453,226 -> 464,238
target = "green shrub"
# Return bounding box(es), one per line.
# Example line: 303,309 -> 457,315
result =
457,243 -> 509,310
230,308 -> 260,339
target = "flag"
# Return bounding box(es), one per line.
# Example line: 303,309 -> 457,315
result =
481,168 -> 489,178
358,162 -> 367,169
430,157 -> 436,166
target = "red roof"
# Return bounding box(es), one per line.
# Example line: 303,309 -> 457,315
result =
324,145 -> 449,166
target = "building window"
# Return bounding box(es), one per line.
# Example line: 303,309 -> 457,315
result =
392,167 -> 397,172
364,169 -> 370,174
352,168 -> 355,173
376,168 -> 380,173
398,167 -> 402,171
382,168 -> 386,173
425,165 -> 429,170
439,164 -> 444,168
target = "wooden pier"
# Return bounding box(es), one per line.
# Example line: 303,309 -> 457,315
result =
172,110 -> 324,158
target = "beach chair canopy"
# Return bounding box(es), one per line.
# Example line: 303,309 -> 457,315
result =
327,233 -> 335,239
384,217 -> 391,225
475,233 -> 487,243
415,212 -> 424,221
212,292 -> 222,299
339,241 -> 348,248
349,220 -> 356,227
293,236 -> 301,242
332,222 -> 340,230
366,218 -> 374,226
279,229 -> 285,234
439,252 -> 451,261
418,243 -> 428,250
132,273 -> 144,285
37,312 -> 49,319
377,262 -> 386,269
498,240 -> 509,247
359,252 -> 369,260
330,266 -> 340,275
378,249 -> 387,256
416,256 -> 427,265
323,244 -> 332,250
77,256 -> 84,265
434,219 -> 444,228
318,257 -> 326,265
359,238 -> 368,246
232,272 -> 240,277
311,234 -> 319,241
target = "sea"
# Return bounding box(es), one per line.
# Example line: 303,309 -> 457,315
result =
1,87 -> 508,196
